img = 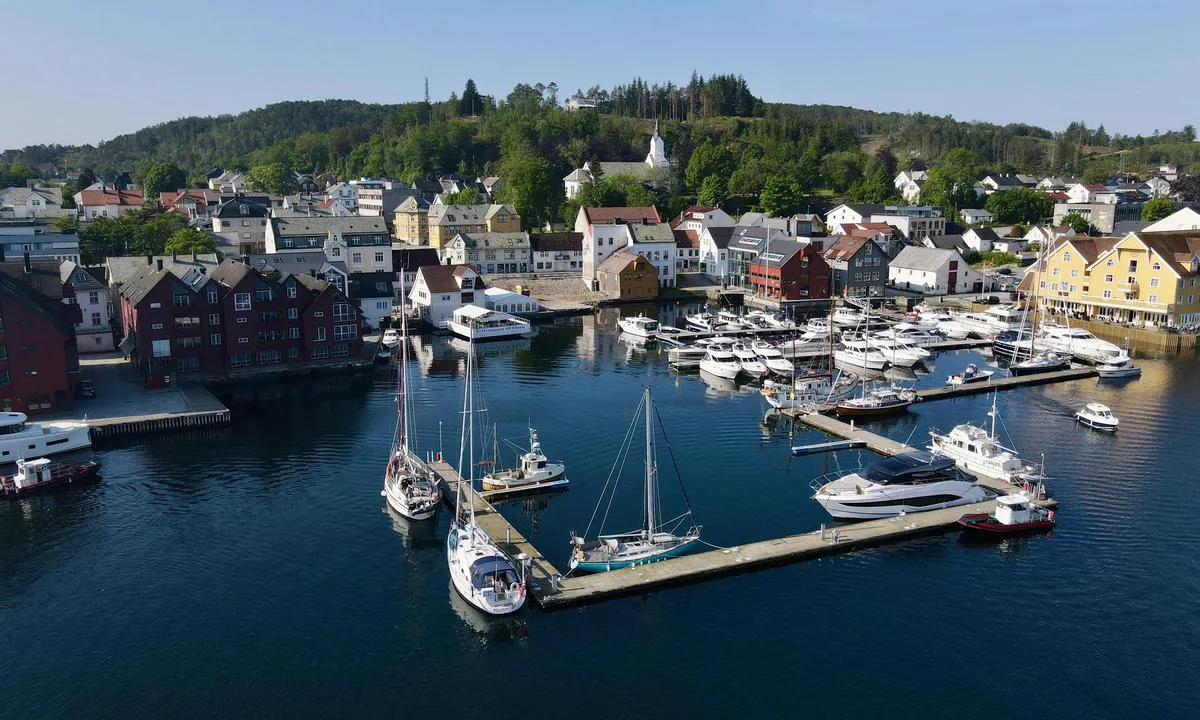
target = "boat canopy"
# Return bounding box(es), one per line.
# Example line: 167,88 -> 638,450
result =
469,557 -> 518,589
863,452 -> 957,484
997,494 -> 1030,506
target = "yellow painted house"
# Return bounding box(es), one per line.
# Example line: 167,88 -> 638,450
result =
392,196 -> 429,245
1025,230 -> 1200,325
426,203 -> 521,251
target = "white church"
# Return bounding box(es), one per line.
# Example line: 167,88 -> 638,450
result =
563,121 -> 671,199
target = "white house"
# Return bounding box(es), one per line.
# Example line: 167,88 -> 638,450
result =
991,237 -> 1026,254
1141,177 -> 1173,198
1024,225 -> 1076,247
576,206 -> 676,289
529,232 -> 583,272
0,186 -> 65,219
208,170 -> 245,192
324,181 -> 358,210
894,170 -> 927,203
1066,183 -> 1109,204
409,264 -> 485,326
960,208 -> 994,225
74,186 -> 145,220
484,287 -> 540,314
963,228 -> 999,252
60,260 -> 113,353
1143,207 -> 1200,232
888,246 -> 985,295
440,231 -> 531,274
698,226 -> 735,280
980,175 -> 1025,194
1037,177 -> 1067,191
824,203 -> 884,229
674,205 -> 735,233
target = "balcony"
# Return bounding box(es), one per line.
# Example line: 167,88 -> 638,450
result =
1114,282 -> 1138,293
1078,293 -> 1168,313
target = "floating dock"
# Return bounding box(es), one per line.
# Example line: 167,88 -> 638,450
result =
915,365 -> 1097,401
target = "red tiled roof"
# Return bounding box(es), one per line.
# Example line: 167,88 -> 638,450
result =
79,187 -> 144,207
823,235 -> 871,261
673,229 -> 700,249
583,206 -> 660,226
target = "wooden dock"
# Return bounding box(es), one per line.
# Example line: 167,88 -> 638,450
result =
925,338 -> 992,352
915,365 -> 1097,401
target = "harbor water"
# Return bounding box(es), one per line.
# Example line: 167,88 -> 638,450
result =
2,307 -> 1199,718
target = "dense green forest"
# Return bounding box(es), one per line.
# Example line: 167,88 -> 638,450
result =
3,74 -> 1197,227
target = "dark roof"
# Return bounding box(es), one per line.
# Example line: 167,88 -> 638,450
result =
418,265 -> 462,293
392,247 -> 441,271
751,240 -> 803,266
985,174 -> 1023,188
207,258 -> 255,289
0,261 -> 75,334
1130,230 -> 1200,276
348,271 -> 395,299
117,266 -> 171,306
411,179 -> 442,194
969,227 -> 1000,242
529,232 -> 583,253
927,234 -> 968,251
728,225 -> 788,254
245,252 -> 343,280
105,254 -> 221,288
274,216 -> 387,237
673,229 -> 700,249
597,248 -> 651,275
60,260 -> 105,291
1113,220 -> 1151,236
706,226 -> 735,249
212,197 -> 271,218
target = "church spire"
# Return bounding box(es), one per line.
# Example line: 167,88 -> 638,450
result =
645,119 -> 668,168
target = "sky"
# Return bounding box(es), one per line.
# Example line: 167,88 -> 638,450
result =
3,0 -> 1198,150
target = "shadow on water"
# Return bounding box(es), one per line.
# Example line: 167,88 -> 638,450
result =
384,505 -> 442,551
446,580 -> 528,644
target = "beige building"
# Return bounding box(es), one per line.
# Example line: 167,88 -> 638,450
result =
393,196 -> 430,245
427,203 -> 520,251
441,232 -> 531,274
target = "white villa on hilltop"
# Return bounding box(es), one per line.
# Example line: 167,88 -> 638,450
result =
563,121 -> 671,199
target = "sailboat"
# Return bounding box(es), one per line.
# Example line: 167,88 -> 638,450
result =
446,336 -> 527,615
996,242 -> 1068,375
569,389 -> 701,573
381,276 -> 440,521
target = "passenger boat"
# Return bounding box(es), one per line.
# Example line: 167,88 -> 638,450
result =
617,314 -> 660,338
0,412 -> 91,462
945,363 -> 993,386
1097,359 -> 1141,379
1075,403 -> 1118,431
812,451 -> 988,520
957,492 -> 1056,536
2,458 -> 101,499
699,348 -> 742,379
731,343 -> 768,378
447,336 -> 527,615
569,389 -> 701,573
380,328 -> 401,348
381,278 -> 441,521
446,305 -> 534,341
750,340 -> 795,376
481,427 -> 566,492
834,384 -> 916,418
928,393 -> 1044,483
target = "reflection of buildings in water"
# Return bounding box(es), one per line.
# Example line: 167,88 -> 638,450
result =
384,505 -> 441,551
447,336 -> 531,358
492,492 -> 559,543
447,580 -> 527,641
408,334 -> 440,375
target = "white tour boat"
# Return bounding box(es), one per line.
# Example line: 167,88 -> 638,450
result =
447,305 -> 534,342
0,412 -> 91,462
812,451 -> 988,520
617,314 -> 660,338
1075,403 -> 1118,431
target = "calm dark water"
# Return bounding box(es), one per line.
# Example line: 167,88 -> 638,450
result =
3,307 -> 1199,719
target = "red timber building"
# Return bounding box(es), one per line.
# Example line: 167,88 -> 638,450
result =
748,241 -> 831,301
0,257 -> 82,413
119,258 -> 362,383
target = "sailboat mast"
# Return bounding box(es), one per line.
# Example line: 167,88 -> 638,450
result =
468,336 -> 477,526
398,274 -> 410,453
645,389 -> 656,536
990,391 -> 998,441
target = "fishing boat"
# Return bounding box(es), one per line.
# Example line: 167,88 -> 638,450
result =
1075,403 -> 1118,431
380,328 -> 401,348
957,492 -> 1056,536
617,314 -> 660,338
381,277 -> 441,521
569,389 -> 701,573
750,340 -> 795,376
2,458 -> 101,499
447,336 -> 527,615
481,427 -> 567,492
945,363 -> 993,386
699,347 -> 741,379
731,342 -> 768,378
812,451 -> 988,520
834,384 -> 916,418
928,393 -> 1045,483
1097,359 -> 1141,379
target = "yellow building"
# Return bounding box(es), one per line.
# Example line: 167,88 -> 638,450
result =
393,196 -> 430,245
427,203 -> 520,251
1024,230 -> 1200,325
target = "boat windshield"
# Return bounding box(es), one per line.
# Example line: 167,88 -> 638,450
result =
862,452 -> 957,485
470,557 -> 519,589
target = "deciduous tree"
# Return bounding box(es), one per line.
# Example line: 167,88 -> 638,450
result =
164,227 -> 218,255
984,188 -> 1053,224
245,163 -> 297,195
759,174 -> 801,216
139,162 -> 187,197
697,175 -> 728,208
685,141 -> 735,190
1140,197 -> 1175,222
1061,212 -> 1091,235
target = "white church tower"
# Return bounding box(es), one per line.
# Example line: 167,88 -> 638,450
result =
645,120 -> 669,168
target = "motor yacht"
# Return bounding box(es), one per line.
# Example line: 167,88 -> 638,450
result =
875,325 -> 944,347
1037,324 -> 1128,364
750,340 -> 795,375
834,343 -> 889,370
685,312 -> 720,332
0,412 -> 91,462
804,317 -> 832,335
928,395 -> 1044,483
731,343 -> 768,379
667,344 -> 708,369
957,305 -> 1028,338
1076,403 -> 1118,431
380,328 -> 401,348
617,314 -> 660,338
868,336 -> 931,368
830,307 -> 865,327
1097,359 -> 1141,379
699,348 -> 742,379
812,451 -> 988,520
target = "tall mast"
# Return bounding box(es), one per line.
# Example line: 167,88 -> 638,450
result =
398,274 -> 410,453
467,335 -> 477,526
644,389 -> 655,536
989,391 -> 998,441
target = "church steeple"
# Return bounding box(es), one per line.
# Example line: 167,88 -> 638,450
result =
645,119 -> 668,168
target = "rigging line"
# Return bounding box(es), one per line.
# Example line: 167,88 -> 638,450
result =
654,404 -> 696,517
583,393 -> 644,539
698,539 -> 736,551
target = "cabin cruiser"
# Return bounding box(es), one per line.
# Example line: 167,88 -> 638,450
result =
777,334 -> 831,358
831,307 -> 865,327
1037,324 -> 1128,364
928,399 -> 1044,483
699,348 -> 742,379
655,325 -> 686,339
0,412 -> 91,462
685,312 -> 720,332
731,343 -> 768,378
930,316 -> 972,340
804,317 -> 833,335
447,306 -> 534,341
957,305 -> 1028,338
617,314 -> 660,338
380,328 -> 401,348
868,336 -> 931,368
834,343 -> 889,371
812,451 -> 988,520
1097,359 -> 1141,379
874,324 -> 943,347
750,340 -> 795,375
1076,403 -> 1118,431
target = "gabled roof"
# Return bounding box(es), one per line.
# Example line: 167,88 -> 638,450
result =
529,232 -> 583,253
823,235 -> 872,261
207,258 -> 255,289
628,222 -> 675,244
728,225 -> 788,254
212,197 -> 271,218
0,187 -> 61,207
983,174 -> 1023,188
1112,231 -> 1200,277
245,253 -> 343,280
453,231 -> 529,249
967,227 -> 1000,242
105,254 -> 221,288
348,271 -> 395,299
927,234 -> 968,251
417,264 -> 466,293
274,216 -> 387,236
704,226 -> 735,249
0,261 -> 76,335
60,260 -> 104,291
751,240 -> 803,267
581,206 -> 660,225
77,187 -> 144,207
891,245 -> 961,272
597,248 -> 651,275
673,229 -> 700,249
827,203 -> 884,219
392,247 -> 441,271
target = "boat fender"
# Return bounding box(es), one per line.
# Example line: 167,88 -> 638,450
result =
1048,510 -> 1056,522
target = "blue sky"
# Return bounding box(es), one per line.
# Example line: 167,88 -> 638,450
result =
4,0 -> 1197,149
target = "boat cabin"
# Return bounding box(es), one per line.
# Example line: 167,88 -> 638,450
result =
994,494 -> 1036,525
13,458 -> 53,491
863,452 -> 963,485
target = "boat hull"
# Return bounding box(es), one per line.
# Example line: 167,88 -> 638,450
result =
2,461 -> 101,499
569,536 -> 700,573
1076,415 -> 1117,431
957,512 -> 1055,536
816,483 -> 987,520
1008,360 -> 1068,376
481,466 -> 566,491
834,400 -> 913,418
447,525 -> 526,615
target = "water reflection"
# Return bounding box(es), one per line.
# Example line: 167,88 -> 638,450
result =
447,580 -> 528,642
384,505 -> 441,551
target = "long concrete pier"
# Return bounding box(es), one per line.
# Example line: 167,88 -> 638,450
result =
915,365 -> 1097,401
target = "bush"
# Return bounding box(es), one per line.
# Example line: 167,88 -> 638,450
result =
962,250 -> 982,264
978,251 -> 1019,266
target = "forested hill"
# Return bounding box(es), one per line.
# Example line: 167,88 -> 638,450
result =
2,99 -> 405,180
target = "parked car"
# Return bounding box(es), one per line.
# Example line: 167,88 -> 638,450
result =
76,380 -> 96,399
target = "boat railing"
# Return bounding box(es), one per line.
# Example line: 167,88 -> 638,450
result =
808,469 -> 864,495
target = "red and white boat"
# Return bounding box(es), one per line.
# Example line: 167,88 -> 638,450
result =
2,457 -> 102,499
957,493 -> 1055,536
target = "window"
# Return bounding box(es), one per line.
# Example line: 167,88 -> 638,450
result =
241,220 -> 250,227
177,336 -> 203,349
258,311 -> 281,323
1149,294 -> 1158,303
256,350 -> 281,365
288,347 -> 299,359
210,333 -> 223,345
314,327 -> 326,341
1052,268 -> 1059,276
207,289 -> 219,304
209,313 -> 221,325
289,327 -> 300,339
256,288 -> 273,303
331,247 -> 340,258
0,370 -> 8,386
331,343 -> 349,357
1107,259 -> 1115,267
287,308 -> 298,320
332,303 -> 353,322
1062,251 -> 1071,262
287,284 -> 297,299
230,352 -> 252,368
334,324 -> 356,341
151,339 -> 171,357
173,294 -> 190,307
177,357 -> 200,373
234,293 -> 251,311
149,302 -> 161,309
238,337 -> 249,344
1152,262 -> 1161,271
1102,289 -> 1112,298
1069,284 -> 1077,293
374,251 -> 385,263
151,323 -> 164,330
352,252 -> 362,264
1150,278 -> 1160,288
91,312 -> 102,326
1128,260 -> 1138,272
1105,274 -> 1113,283
88,291 -> 100,305
236,317 -> 247,324
1071,269 -> 1079,278
310,344 -> 329,360
314,311 -> 324,318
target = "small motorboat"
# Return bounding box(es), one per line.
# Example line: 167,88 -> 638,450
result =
1075,403 -> 1118,431
2,458 -> 101,499
655,325 -> 686,339
617,314 -> 660,338
1096,360 -> 1141,379
376,347 -> 393,362
957,493 -> 1056,536
946,363 -> 994,387
481,428 -> 567,492
380,328 -> 401,348
1009,351 -> 1069,376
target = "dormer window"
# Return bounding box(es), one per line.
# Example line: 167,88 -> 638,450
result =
1152,261 -> 1161,271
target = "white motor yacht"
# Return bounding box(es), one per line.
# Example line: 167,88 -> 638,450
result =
875,325 -> 944,347
804,317 -> 832,335
776,335 -> 831,358
834,343 -> 889,370
812,451 -> 988,520
831,307 -> 864,327
731,343 -> 769,378
1037,324 -> 1128,364
1076,403 -> 1118,431
928,394 -> 1044,483
750,340 -> 795,375
380,328 -> 401,348
617,314 -> 660,338
0,412 -> 91,462
685,313 -> 720,332
868,336 -> 931,368
667,344 -> 708,369
699,348 -> 742,379
1097,359 -> 1141,379
957,305 -> 1029,338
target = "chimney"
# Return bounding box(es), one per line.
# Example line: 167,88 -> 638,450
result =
146,254 -> 153,266
23,251 -> 31,275
156,259 -> 164,271
172,252 -> 178,262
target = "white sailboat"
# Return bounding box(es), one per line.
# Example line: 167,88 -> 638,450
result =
381,277 -> 440,521
446,336 -> 527,615
569,389 -> 701,573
